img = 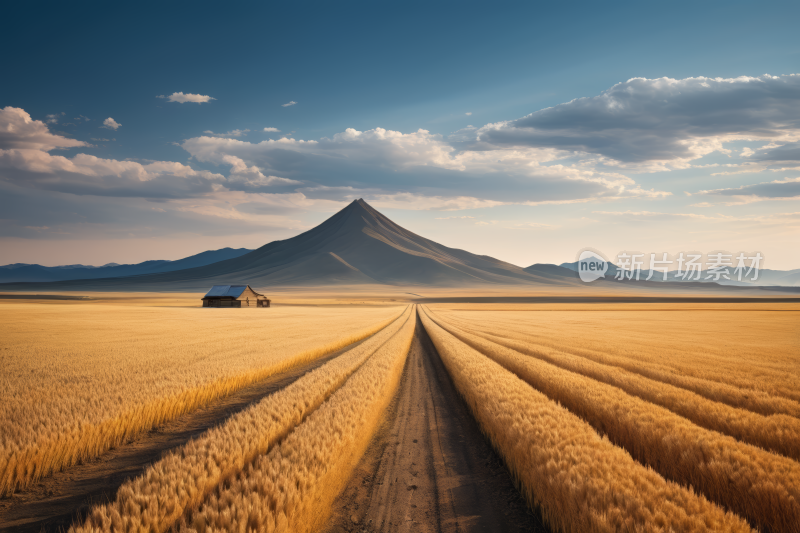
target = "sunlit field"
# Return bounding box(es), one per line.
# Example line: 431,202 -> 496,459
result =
1,295 -> 797,533
0,299 -> 404,496
423,302 -> 800,533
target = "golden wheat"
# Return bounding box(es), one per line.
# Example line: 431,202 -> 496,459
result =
71,305 -> 414,533
0,303 -> 404,495
434,307 -> 800,418
434,313 -> 800,460
418,307 -> 752,533
426,309 -> 800,533
432,304 -> 800,400
185,305 -> 416,533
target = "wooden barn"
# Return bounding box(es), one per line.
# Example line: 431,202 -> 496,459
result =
202,285 -> 271,308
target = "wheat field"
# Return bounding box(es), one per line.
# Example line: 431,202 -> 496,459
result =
0,302 -> 404,495
72,305 -> 415,533
419,306 -> 753,533
437,313 -> 800,460
4,297 -> 798,533
423,303 -> 800,533
189,304 -> 415,533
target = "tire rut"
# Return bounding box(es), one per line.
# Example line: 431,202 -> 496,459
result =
324,315 -> 550,533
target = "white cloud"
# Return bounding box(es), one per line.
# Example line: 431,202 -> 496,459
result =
184,127 -> 461,170
465,112 -> 472,116
0,148 -> 226,198
436,215 -> 475,220
0,107 -> 231,199
477,74 -> 800,168
0,107 -> 87,151
202,129 -> 250,138
741,147 -> 754,157
157,92 -> 216,104
45,112 -> 64,124
181,125 -> 671,205
221,155 -> 302,191
281,101 -> 297,107
263,127 -> 281,132
102,117 -> 121,130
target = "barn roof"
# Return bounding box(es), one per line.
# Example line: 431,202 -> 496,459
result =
204,285 -> 248,298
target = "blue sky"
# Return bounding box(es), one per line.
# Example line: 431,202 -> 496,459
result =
2,0 -> 799,268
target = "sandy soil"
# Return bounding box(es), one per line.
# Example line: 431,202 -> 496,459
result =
323,316 -> 549,533
0,343 -> 358,533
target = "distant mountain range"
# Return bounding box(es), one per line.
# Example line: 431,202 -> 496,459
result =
0,200 -> 796,292
0,248 -> 253,283
0,200 -> 588,291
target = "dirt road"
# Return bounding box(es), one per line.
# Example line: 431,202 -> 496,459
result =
324,317 -> 549,533
1,317 -> 549,532
0,343 -> 358,533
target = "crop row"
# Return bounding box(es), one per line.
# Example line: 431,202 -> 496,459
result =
427,308 -> 800,533
438,312 -> 800,460
72,305 -> 414,533
437,309 -> 800,418
418,307 -> 752,533
435,306 -> 800,405
187,305 -> 416,533
0,304 -> 404,496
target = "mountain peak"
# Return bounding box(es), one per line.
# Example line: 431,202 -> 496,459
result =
3,199 -> 580,289
345,197 -> 371,211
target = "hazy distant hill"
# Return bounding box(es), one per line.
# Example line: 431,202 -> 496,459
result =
0,247 -> 253,283
0,200 -> 584,291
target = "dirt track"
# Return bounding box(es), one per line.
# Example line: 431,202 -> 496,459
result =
0,344 -> 356,533
0,317 -> 548,532
324,316 -> 549,533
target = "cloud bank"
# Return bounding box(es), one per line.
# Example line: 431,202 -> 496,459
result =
3,73 -> 800,251
477,74 -> 800,168
0,108 -> 87,152
0,107 -> 295,200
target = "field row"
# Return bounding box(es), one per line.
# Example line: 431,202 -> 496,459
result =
423,306 -> 800,533
0,303 -> 405,495
73,305 -> 416,533
435,306 -> 800,408
438,312 -> 800,459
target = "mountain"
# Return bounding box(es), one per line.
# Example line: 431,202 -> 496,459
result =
2,200 -> 794,292
0,248 -> 253,283
0,200 -> 585,291
523,263 -> 582,281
